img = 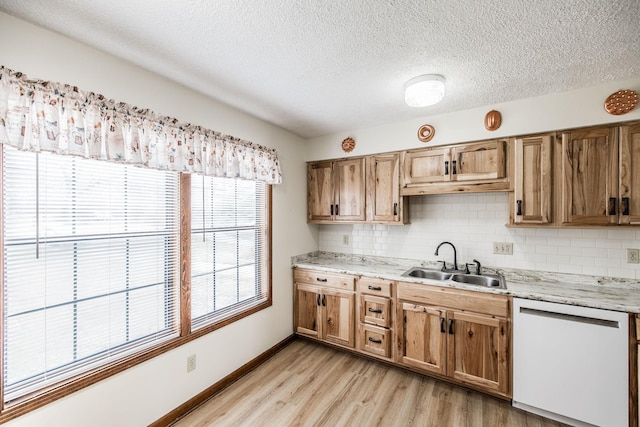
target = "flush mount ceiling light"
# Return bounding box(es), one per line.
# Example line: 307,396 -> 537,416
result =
404,74 -> 445,107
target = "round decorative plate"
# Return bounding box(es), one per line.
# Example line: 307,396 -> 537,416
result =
341,137 -> 355,153
417,124 -> 435,142
604,89 -> 638,115
484,110 -> 502,131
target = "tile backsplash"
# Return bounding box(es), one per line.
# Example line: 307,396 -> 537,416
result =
318,193 -> 640,280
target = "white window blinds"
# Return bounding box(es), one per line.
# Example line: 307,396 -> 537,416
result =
2,146 -> 180,402
190,175 -> 269,329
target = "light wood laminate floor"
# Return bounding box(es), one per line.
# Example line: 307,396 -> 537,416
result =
172,339 -> 565,427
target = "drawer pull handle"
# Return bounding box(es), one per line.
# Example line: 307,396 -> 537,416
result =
322,295 -> 326,306
448,319 -> 454,335
316,278 -> 328,282
516,199 -> 522,216
368,337 -> 382,344
368,308 -> 383,314
367,286 -> 382,291
452,160 -> 457,175
393,202 -> 398,216
608,197 -> 617,216
330,204 -> 334,216
440,317 -> 445,333
444,160 -> 449,175
316,294 -> 320,306
622,197 -> 630,216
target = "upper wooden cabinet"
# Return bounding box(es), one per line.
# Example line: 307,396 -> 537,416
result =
619,123 -> 640,225
401,139 -> 510,195
307,158 -> 366,223
366,153 -> 408,224
308,154 -> 408,225
512,134 -> 553,225
558,124 -> 640,226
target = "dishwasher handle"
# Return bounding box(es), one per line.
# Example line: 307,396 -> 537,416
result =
519,307 -> 620,328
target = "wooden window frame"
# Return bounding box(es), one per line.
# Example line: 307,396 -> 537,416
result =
0,169 -> 273,424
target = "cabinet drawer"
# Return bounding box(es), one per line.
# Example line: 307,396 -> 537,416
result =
358,277 -> 393,297
397,281 -> 509,318
358,324 -> 391,358
294,269 -> 356,291
360,294 -> 391,327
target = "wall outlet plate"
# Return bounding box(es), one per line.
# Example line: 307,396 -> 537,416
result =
342,234 -> 349,245
493,242 -> 513,255
187,354 -> 196,372
627,248 -> 640,264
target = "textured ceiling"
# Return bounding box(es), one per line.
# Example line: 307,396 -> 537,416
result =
1,0 -> 639,138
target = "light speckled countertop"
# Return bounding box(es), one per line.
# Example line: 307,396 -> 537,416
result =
292,252 -> 640,314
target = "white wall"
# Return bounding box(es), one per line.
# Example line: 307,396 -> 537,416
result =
307,76 -> 640,280
0,12 -> 317,427
305,78 -> 640,160
319,194 -> 640,280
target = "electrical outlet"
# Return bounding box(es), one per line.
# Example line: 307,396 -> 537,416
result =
627,248 -> 640,264
187,354 -> 196,372
342,234 -> 349,245
493,242 -> 513,255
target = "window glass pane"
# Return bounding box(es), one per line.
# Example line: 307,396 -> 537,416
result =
190,175 -> 269,328
2,146 -> 180,401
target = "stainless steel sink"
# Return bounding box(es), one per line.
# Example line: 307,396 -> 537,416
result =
451,273 -> 505,288
402,267 -> 452,280
401,267 -> 506,289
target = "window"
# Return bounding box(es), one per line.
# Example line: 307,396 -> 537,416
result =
0,146 -> 272,413
2,146 -> 180,403
190,175 -> 270,330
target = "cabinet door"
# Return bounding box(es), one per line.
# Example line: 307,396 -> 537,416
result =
295,284 -> 321,339
307,161 -> 334,221
447,311 -> 509,396
367,153 -> 403,223
402,147 -> 451,185
450,140 -> 506,182
322,289 -> 355,348
560,127 -> 619,225
620,124 -> 640,225
513,135 -> 553,224
334,158 -> 366,222
397,302 -> 447,376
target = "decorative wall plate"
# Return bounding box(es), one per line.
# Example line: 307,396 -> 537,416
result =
341,137 -> 356,153
484,110 -> 502,131
417,124 -> 435,142
604,89 -> 638,115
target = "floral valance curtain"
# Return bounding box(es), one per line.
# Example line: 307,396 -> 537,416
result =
0,66 -> 282,184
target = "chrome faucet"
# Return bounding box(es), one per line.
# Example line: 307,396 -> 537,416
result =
434,241 -> 458,272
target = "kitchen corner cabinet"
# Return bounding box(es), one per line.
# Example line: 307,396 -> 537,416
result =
559,123 -> 640,226
396,282 -> 511,398
401,139 -> 510,196
366,153 -> 408,224
294,269 -> 356,348
511,134 -> 553,225
307,158 -> 366,223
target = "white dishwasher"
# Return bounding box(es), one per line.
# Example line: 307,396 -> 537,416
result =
513,298 -> 628,427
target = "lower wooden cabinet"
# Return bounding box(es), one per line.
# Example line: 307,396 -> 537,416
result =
396,281 -> 511,398
293,269 -> 512,399
356,276 -> 395,360
294,269 -> 356,348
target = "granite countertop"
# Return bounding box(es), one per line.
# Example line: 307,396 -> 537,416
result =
292,252 -> 640,314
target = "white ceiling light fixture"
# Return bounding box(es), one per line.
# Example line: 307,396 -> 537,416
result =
404,74 -> 446,107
